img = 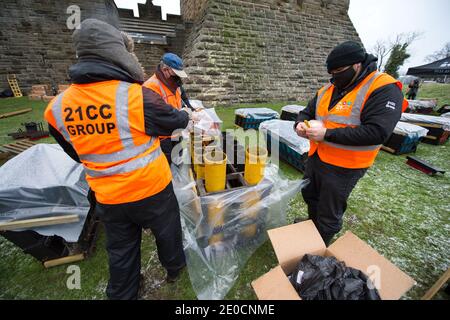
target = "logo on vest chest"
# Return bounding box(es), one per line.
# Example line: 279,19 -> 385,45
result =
334,101 -> 353,113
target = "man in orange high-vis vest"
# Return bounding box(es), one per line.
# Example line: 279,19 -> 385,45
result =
294,41 -> 407,245
143,53 -> 194,165
44,19 -> 191,300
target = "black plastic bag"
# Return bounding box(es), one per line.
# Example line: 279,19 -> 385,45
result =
289,254 -> 381,300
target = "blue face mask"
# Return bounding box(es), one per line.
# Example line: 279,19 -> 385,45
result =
331,66 -> 357,90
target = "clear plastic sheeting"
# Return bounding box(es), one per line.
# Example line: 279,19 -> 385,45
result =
281,105 -> 306,114
400,113 -> 450,130
407,99 -> 437,111
260,120 -> 310,155
393,121 -> 429,138
235,108 -> 279,119
189,100 -> 205,110
172,151 -> 306,300
442,112 -> 450,118
0,144 -> 89,242
193,107 -> 222,134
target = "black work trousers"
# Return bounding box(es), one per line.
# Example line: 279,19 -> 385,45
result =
95,182 -> 186,300
301,153 -> 367,246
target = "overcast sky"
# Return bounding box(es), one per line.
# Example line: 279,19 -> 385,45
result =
116,0 -> 449,73
349,0 -> 450,74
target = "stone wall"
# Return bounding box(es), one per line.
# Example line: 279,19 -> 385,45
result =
181,0 -> 209,23
180,0 -> 361,106
0,0 -> 185,94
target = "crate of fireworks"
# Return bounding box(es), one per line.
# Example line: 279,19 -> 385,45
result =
382,122 -> 428,155
406,99 -> 437,115
189,132 -> 273,249
260,120 -> 310,173
280,105 -> 306,121
400,113 -> 450,145
234,108 -> 279,130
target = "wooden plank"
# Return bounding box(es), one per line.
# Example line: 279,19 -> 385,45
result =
409,122 -> 443,129
0,215 -> 79,231
4,143 -> 28,152
1,145 -> 24,154
15,140 -> 35,147
13,143 -> 35,150
381,146 -> 396,154
425,135 -> 438,140
0,108 -> 32,119
422,268 -> 450,300
43,254 -> 85,268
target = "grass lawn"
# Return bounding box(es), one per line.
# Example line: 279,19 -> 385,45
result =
0,87 -> 449,300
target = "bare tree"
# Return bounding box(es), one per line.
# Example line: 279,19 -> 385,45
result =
370,31 -> 422,71
425,42 -> 450,62
372,40 -> 389,71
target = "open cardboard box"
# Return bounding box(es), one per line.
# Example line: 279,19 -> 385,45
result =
252,220 -> 416,300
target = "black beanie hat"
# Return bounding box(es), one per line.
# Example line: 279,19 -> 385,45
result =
326,41 -> 367,73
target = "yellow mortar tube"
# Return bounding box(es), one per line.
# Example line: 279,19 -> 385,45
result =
204,150 -> 227,193
193,153 -> 205,180
240,189 -> 261,239
208,200 -> 224,245
244,146 -> 268,186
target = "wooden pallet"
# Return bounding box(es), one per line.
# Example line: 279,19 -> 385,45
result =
7,74 -> 23,98
0,140 -> 36,159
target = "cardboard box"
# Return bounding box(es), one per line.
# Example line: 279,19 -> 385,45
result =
252,221 -> 416,300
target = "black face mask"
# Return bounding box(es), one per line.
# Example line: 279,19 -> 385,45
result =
331,67 -> 356,90
172,75 -> 182,85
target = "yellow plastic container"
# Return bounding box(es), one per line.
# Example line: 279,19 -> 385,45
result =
244,146 -> 268,186
204,150 -> 227,193
207,200 -> 224,245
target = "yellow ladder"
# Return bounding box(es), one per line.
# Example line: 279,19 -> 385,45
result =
7,74 -> 23,98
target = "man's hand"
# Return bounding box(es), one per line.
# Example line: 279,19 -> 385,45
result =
306,126 -> 327,142
295,122 -> 308,138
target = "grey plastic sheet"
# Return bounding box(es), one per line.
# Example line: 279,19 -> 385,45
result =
281,105 -> 306,114
260,120 -> 310,155
172,147 -> 306,300
0,144 -> 89,242
393,121 -> 429,138
407,99 -> 437,111
400,113 -> 450,130
235,108 -> 279,119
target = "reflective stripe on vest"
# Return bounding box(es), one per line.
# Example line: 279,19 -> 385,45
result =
316,72 -> 381,126
146,77 -> 182,109
51,82 -> 162,176
321,141 -> 381,151
84,147 -> 162,178
146,78 -> 169,103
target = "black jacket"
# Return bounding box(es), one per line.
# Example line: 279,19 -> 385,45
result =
295,55 -> 404,146
48,58 -> 189,163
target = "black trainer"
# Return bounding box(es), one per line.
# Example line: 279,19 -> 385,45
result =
166,265 -> 186,283
293,217 -> 309,224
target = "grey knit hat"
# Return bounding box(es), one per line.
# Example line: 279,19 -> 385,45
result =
73,19 -> 144,82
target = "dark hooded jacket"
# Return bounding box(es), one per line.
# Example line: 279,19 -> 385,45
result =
295,54 -> 404,146
49,58 -> 189,163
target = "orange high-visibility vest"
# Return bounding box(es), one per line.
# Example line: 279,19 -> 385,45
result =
310,71 -> 408,169
143,75 -> 182,110
44,80 -> 172,205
